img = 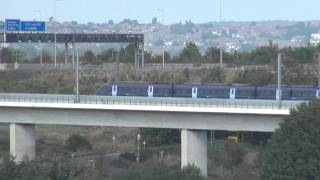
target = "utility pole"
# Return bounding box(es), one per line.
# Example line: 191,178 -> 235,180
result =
75,51 -> 80,103
277,53 -> 283,109
136,133 -> 141,163
210,130 -> 214,144
64,43 -> 68,64
162,51 -> 165,69
34,10 -> 43,65
316,53 -> 320,87
157,8 -> 165,70
117,51 -> 119,80
54,0 -> 62,67
40,46 -> 43,64
219,48 -> 223,66
54,0 -> 57,67
219,0 -> 223,67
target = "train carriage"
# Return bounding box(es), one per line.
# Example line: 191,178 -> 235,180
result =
291,87 -> 320,100
96,82 -> 320,101
151,84 -> 173,97
256,86 -> 291,100
115,83 -> 148,97
231,85 -> 256,99
96,83 -> 112,96
197,84 -> 230,99
172,84 -> 194,98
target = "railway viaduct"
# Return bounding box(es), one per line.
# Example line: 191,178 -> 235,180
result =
0,94 -> 300,176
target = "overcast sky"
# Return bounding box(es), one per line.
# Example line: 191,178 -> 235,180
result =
1,0 -> 319,24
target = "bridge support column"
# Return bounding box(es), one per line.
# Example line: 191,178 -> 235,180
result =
181,129 -> 207,177
10,124 -> 36,162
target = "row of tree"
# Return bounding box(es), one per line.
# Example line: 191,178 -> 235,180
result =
1,42 -> 320,65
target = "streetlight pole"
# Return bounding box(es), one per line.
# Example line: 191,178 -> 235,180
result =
219,0 -> 223,67
54,0 -> 62,67
136,133 -> 141,163
116,50 -> 119,80
40,44 -> 43,64
112,136 -> 116,152
277,53 -> 283,109
34,10 -> 43,64
157,8 -> 166,69
75,50 -> 80,103
315,53 -> 320,87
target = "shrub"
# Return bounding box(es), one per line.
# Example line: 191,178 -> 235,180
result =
113,162 -> 205,180
120,152 -> 136,162
64,134 -> 92,152
141,128 -> 180,146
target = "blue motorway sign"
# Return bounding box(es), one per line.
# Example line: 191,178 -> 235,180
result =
5,19 -> 21,32
20,21 -> 45,32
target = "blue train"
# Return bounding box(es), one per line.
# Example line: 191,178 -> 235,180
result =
96,82 -> 320,101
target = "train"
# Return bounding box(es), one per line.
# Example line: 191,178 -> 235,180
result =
96,82 -> 320,101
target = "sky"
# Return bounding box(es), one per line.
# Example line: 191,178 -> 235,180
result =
0,0 -> 320,24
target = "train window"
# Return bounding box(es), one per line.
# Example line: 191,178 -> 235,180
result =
239,91 -> 248,96
303,92 -> 312,98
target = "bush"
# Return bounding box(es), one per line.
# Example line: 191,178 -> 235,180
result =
64,134 -> 92,152
140,149 -> 153,162
0,153 -> 100,180
113,162 -> 205,180
120,152 -> 136,162
141,128 -> 180,146
261,100 -> 320,179
208,140 -> 247,168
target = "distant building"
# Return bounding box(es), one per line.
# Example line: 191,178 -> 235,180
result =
310,33 -> 320,45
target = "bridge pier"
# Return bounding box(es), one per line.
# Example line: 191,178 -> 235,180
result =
181,129 -> 207,177
10,124 -> 36,162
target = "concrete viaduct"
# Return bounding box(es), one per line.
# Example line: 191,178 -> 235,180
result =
0,94 -> 302,176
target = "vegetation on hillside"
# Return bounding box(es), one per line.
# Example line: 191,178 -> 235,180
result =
2,42 -> 320,66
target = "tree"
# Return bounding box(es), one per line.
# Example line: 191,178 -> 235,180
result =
64,134 -> 92,152
141,128 -> 180,146
97,49 -> 114,63
0,156 -> 18,180
0,48 -> 14,63
179,42 -> 202,63
152,17 -> 158,24
261,100 -> 320,180
204,47 -> 220,63
200,67 -> 226,83
82,50 -> 97,65
118,44 -> 136,63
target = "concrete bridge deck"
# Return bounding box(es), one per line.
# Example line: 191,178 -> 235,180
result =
0,93 -> 304,176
